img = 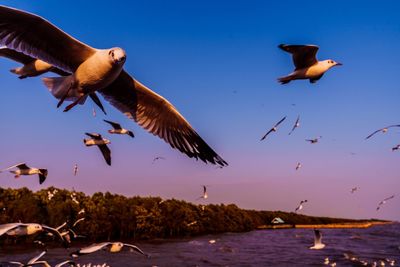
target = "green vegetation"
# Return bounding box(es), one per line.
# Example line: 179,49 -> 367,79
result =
0,187 -> 380,243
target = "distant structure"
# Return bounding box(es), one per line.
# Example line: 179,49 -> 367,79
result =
271,217 -> 285,224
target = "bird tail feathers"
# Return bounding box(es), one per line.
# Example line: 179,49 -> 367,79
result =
43,76 -> 82,102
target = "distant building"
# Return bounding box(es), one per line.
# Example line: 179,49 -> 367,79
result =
271,217 -> 285,224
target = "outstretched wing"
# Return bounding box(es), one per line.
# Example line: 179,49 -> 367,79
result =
27,251 -> 47,265
314,229 -> 322,245
0,223 -> 21,236
274,116 -> 287,128
289,116 -> 300,135
85,133 -> 102,140
103,119 -> 122,130
0,5 -> 96,72
365,128 -> 383,139
99,70 -> 227,167
98,145 -> 111,166
123,243 -> 148,257
279,44 -> 319,70
71,242 -> 110,257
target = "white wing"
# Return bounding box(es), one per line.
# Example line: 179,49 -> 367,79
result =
0,223 -> 23,236
123,243 -> 148,257
27,251 -> 46,264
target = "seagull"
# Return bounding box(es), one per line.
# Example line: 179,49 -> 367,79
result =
278,44 -> 342,84
309,229 -> 326,249
295,162 -> 302,171
71,242 -> 148,258
0,46 -> 107,115
103,120 -> 134,138
0,251 -> 51,267
295,200 -> 308,213
306,136 -> 322,144
152,156 -> 166,164
288,115 -> 300,135
73,164 -> 78,176
391,144 -> 400,151
376,195 -> 395,211
351,187 -> 358,194
365,125 -> 400,139
0,223 -> 66,245
260,116 -> 287,141
83,133 -> 111,165
197,185 -> 208,200
0,5 -> 227,167
1,162 -> 48,184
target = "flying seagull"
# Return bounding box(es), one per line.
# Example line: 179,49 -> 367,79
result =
365,125 -> 400,139
288,115 -> 300,135
71,242 -> 148,258
306,136 -> 322,144
260,116 -> 287,141
83,133 -> 111,165
295,200 -> 308,213
309,229 -> 326,249
0,223 -> 66,245
0,250 -> 51,267
73,164 -> 78,176
152,156 -> 166,164
0,46 -> 107,115
350,187 -> 358,194
278,44 -> 342,84
197,185 -> 208,200
0,5 -> 227,167
376,195 -> 395,211
392,144 -> 400,151
1,162 -> 47,184
103,119 -> 134,138
295,162 -> 302,171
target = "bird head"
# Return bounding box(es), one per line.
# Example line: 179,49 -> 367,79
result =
103,138 -> 111,144
108,47 -> 126,65
27,223 -> 43,234
324,59 -> 342,68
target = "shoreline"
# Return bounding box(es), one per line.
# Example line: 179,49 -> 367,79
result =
256,221 -> 393,230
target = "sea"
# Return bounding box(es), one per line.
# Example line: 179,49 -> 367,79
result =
0,223 -> 399,266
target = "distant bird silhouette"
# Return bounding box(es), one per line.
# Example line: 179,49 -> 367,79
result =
288,115 -> 300,135
309,229 -> 325,249
152,156 -> 166,164
83,133 -> 111,165
295,200 -> 308,213
73,164 -> 78,176
1,163 -> 47,184
295,162 -> 302,171
376,195 -> 395,211
306,136 -> 322,144
365,125 -> 400,139
197,185 -> 208,200
260,116 -> 287,141
391,144 -> 400,151
278,44 -> 342,84
104,120 -> 134,138
350,187 -> 358,194
71,242 -> 148,258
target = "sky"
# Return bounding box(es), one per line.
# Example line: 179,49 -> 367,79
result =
0,1 -> 399,221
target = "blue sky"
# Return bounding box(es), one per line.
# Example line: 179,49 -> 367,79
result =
0,1 -> 399,220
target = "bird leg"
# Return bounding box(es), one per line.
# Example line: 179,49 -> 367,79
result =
63,94 -> 87,112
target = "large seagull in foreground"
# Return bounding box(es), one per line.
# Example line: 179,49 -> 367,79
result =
0,5 -> 227,167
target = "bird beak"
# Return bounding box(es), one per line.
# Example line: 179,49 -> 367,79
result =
335,62 -> 343,66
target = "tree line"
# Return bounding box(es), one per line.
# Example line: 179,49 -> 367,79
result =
0,187 -> 374,244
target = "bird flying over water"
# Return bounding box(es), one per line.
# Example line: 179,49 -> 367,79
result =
0,5 -> 227,167
104,120 -> 134,138
306,136 -> 322,144
376,195 -> 395,211
288,115 -> 300,135
365,125 -> 400,139
278,44 -> 342,84
295,200 -> 308,213
83,133 -> 111,165
260,116 -> 286,141
1,162 -> 47,184
71,242 -> 148,258
309,229 -> 325,249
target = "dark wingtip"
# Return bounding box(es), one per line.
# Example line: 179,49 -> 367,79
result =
128,131 -> 135,138
278,44 -> 286,49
